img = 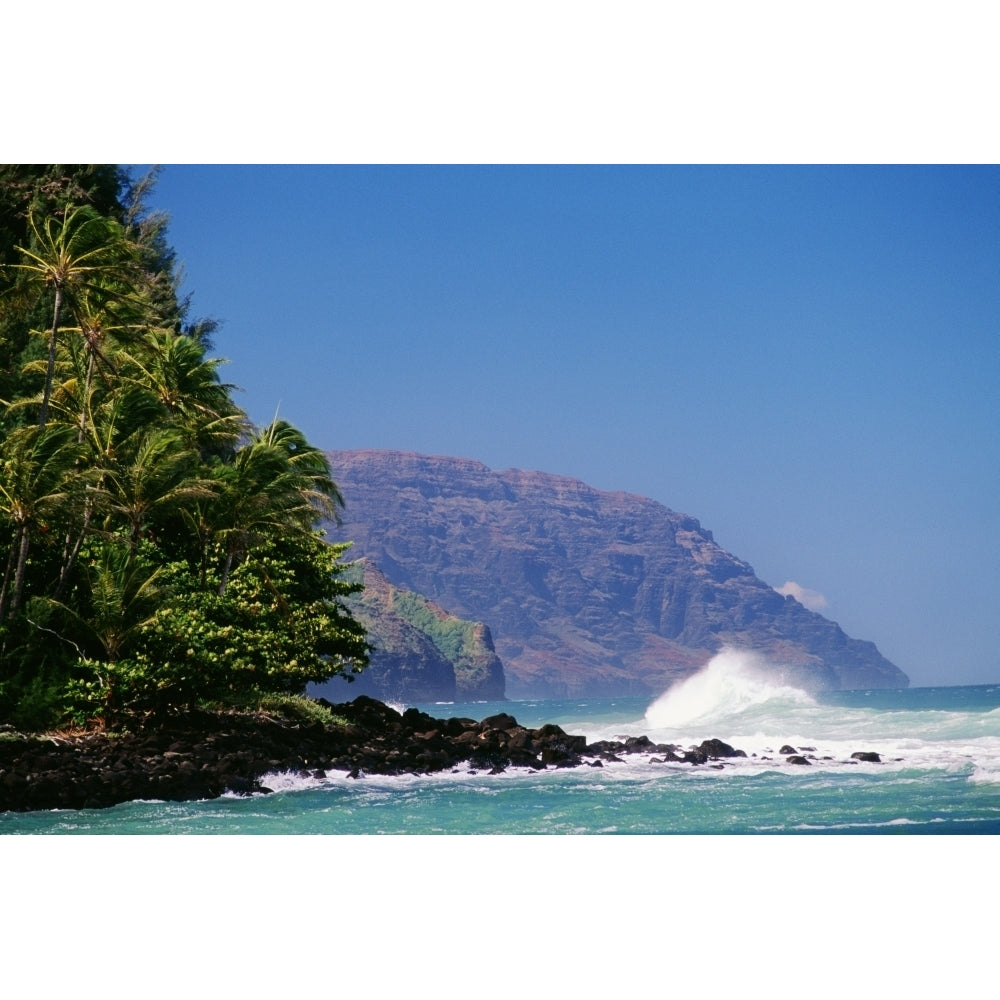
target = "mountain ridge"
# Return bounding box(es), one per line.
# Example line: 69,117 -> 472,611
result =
323,449 -> 908,697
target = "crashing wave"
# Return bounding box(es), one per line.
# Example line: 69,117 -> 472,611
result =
645,647 -> 814,729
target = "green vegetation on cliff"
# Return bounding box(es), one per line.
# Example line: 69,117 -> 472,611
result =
385,589 -> 501,696
311,558 -> 504,703
0,166 -> 368,729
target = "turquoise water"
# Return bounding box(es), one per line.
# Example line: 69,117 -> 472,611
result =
4,650 -> 1000,834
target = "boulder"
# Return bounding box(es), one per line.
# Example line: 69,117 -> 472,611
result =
699,738 -> 748,759
480,713 -> 519,732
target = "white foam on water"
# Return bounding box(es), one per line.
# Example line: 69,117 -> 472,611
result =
252,770 -> 324,794
645,647 -> 814,731
640,651 -> 1000,770
968,760 -> 1000,785
246,671 -> 1000,807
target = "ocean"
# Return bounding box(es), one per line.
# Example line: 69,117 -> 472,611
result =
6,649 -> 997,994
4,649 -> 999,835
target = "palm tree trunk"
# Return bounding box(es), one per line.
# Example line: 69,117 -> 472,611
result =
218,549 -> 234,597
37,283 -> 63,429
54,501 -> 92,601
78,348 -> 96,443
8,527 -> 31,617
53,349 -> 96,589
0,532 -> 19,621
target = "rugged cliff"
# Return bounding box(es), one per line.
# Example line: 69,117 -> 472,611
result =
324,449 -> 908,698
311,559 -> 505,704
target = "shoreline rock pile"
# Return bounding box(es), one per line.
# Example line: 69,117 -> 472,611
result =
0,696 -> 882,814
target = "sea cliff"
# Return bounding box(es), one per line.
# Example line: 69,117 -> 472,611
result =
323,449 -> 908,696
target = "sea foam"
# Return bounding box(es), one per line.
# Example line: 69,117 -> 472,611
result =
645,647 -> 814,730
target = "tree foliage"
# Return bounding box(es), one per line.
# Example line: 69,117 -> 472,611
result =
0,167 -> 368,728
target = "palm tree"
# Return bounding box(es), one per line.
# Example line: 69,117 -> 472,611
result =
57,540 -> 167,665
210,420 -> 343,595
98,424 -> 217,551
39,539 -> 169,720
0,424 -> 86,620
40,352 -> 163,596
258,418 -> 344,518
8,205 -> 138,428
121,330 -> 244,456
13,318 -> 119,442
66,287 -> 139,443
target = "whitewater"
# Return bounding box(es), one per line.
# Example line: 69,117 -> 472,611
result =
4,649 -> 1000,834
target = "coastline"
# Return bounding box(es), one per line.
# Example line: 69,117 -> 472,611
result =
0,695 -> 749,814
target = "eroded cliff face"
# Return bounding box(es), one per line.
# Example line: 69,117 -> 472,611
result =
311,559 -> 505,704
324,449 -> 908,698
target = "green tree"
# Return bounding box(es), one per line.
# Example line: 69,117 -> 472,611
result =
0,166 -> 127,435
0,424 -> 86,620
98,425 -> 217,551
54,540 -> 167,664
0,166 -> 371,727
63,534 -> 368,719
46,540 -> 170,722
211,420 -> 343,595
121,329 -> 243,455
7,204 -> 138,427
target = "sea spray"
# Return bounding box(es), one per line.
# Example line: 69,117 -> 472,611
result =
645,647 -> 815,730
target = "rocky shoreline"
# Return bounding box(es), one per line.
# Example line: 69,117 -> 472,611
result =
0,695 -> 882,814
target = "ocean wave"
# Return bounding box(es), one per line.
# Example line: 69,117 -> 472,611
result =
968,764 -> 1000,785
641,649 -> 1000,747
645,647 -> 815,730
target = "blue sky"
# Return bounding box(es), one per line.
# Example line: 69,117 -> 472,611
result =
140,164 -> 998,688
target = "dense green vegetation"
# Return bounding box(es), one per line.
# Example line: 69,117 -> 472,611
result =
0,166 -> 369,730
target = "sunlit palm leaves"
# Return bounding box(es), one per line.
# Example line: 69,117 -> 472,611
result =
0,424 -> 87,619
9,205 -> 139,427
98,425 -> 217,550
121,330 -> 244,455
211,420 -> 341,594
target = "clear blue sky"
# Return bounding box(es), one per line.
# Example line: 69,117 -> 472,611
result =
141,164 -> 999,688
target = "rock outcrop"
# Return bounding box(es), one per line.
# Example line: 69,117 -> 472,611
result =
311,559 -> 505,703
324,449 -> 908,697
0,699 -> 900,813
0,699 -> 683,811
